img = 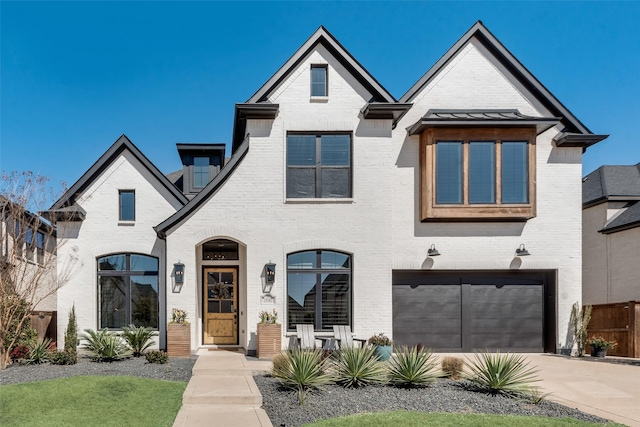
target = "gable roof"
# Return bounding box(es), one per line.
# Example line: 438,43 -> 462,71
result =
400,21 -> 607,146
48,135 -> 188,215
600,201 -> 640,234
155,135 -> 251,238
248,26 -> 396,105
583,163 -> 640,208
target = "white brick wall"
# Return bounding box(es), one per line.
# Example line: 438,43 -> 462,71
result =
55,150 -> 183,348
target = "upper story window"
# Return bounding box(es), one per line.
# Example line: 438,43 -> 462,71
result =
193,156 -> 209,188
421,127 -> 536,221
119,190 -> 135,221
311,65 -> 328,97
287,250 -> 351,332
286,133 -> 351,199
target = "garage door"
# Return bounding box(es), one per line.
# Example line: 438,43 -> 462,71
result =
393,271 -> 547,352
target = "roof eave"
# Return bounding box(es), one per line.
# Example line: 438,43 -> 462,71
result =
361,103 -> 412,127
554,132 -> 609,148
599,220 -> 640,234
407,119 -> 560,136
232,103 -> 279,152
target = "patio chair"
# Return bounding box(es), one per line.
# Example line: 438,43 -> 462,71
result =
296,324 -> 316,350
332,325 -> 367,349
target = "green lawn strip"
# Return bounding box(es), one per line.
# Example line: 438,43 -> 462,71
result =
0,376 -> 186,427
302,410 -> 624,427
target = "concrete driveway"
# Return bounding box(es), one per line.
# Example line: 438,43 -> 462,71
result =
517,355 -> 639,427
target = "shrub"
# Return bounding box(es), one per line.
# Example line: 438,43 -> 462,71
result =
464,351 -> 540,398
368,333 -> 392,346
81,329 -> 132,362
271,348 -> 331,405
441,356 -> 464,380
22,338 -> 53,365
388,346 -> 439,387
145,350 -> 169,364
331,346 -> 387,388
271,351 -> 290,375
171,308 -> 188,324
258,309 -> 278,324
10,345 -> 30,362
587,336 -> 616,349
49,350 -> 78,365
121,325 -> 157,357
64,305 -> 78,353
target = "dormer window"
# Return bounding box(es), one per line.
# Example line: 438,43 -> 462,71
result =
311,65 -> 327,97
193,157 -> 209,188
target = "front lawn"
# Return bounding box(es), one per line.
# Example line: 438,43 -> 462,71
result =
303,411 -> 624,427
0,376 -> 186,427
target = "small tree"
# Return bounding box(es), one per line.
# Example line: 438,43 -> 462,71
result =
570,302 -> 592,357
64,304 -> 78,363
0,171 -> 75,369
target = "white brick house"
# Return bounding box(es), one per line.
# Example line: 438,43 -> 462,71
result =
48,22 -> 607,354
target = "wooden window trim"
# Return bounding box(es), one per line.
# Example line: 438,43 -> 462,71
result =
420,127 -> 536,221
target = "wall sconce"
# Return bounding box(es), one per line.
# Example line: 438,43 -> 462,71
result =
263,262 -> 276,293
515,244 -> 531,256
173,262 -> 185,293
427,244 -> 440,257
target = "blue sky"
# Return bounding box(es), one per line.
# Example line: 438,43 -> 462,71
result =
1,1 -> 639,196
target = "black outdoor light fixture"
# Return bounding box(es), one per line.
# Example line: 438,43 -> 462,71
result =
515,244 -> 531,256
427,244 -> 441,257
264,262 -> 276,283
174,262 -> 185,284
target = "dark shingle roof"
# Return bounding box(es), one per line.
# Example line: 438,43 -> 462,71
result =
583,164 -> 640,207
600,202 -> 640,234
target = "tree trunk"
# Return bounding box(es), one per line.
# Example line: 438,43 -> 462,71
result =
0,348 -> 10,370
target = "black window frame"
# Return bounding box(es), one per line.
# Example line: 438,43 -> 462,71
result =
286,250 -> 352,332
97,253 -> 159,330
193,156 -> 210,189
310,64 -> 328,97
286,132 -> 352,199
118,190 -> 135,221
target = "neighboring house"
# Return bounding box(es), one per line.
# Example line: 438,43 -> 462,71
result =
47,22 -> 607,354
583,163 -> 640,304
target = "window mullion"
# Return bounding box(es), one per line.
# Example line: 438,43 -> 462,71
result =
496,141 -> 502,204
316,251 -> 322,330
315,136 -> 322,197
463,141 -> 469,205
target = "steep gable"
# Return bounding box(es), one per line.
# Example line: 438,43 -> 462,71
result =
48,135 -> 188,218
400,21 -> 607,147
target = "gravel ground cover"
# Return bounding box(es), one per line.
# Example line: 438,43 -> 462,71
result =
254,374 -> 611,427
0,355 -> 196,386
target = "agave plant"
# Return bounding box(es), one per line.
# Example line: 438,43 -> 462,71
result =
331,346 -> 387,388
121,324 -> 157,357
22,338 -> 53,365
387,346 -> 439,387
271,348 -> 331,405
464,351 -> 540,398
81,329 -> 132,362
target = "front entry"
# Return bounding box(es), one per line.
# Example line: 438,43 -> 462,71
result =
203,267 -> 238,345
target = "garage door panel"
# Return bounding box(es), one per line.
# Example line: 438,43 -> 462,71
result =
393,284 -> 461,348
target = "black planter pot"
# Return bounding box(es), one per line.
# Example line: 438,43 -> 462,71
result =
590,345 -> 607,358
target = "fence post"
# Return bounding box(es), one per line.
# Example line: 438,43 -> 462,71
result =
632,301 -> 640,358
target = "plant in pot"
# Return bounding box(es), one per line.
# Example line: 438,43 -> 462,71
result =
368,333 -> 393,361
587,336 -> 616,358
167,308 -> 190,357
257,309 -> 281,359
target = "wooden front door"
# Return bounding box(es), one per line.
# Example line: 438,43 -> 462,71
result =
203,268 -> 238,345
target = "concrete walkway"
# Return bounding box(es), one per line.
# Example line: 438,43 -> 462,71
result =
173,349 -> 273,427
529,354 -> 640,427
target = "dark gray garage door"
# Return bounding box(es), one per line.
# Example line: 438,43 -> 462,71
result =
392,271 -> 550,352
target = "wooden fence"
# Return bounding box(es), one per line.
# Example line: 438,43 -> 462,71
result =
29,311 -> 57,344
586,301 -> 640,358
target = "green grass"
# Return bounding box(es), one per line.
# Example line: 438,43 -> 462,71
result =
0,376 -> 186,427
302,410 -> 624,427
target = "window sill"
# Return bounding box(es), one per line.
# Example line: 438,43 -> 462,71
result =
118,221 -> 136,226
310,96 -> 329,103
286,198 -> 353,204
422,204 -> 535,221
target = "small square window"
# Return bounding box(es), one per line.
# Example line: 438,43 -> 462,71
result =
119,190 -> 135,221
311,65 -> 327,97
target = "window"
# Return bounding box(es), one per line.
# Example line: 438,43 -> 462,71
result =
36,232 -> 45,264
310,65 -> 327,97
119,190 -> 135,221
25,227 -> 34,262
193,157 -> 209,188
287,250 -> 351,331
421,128 -> 535,221
287,134 -> 351,198
98,253 -> 159,329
